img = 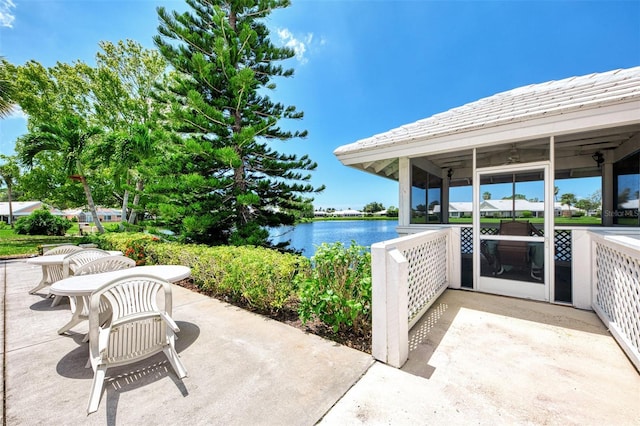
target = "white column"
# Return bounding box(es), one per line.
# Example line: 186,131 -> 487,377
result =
398,157 -> 411,227
371,243 -> 388,363
602,159 -> 614,226
371,244 -> 409,368
572,229 -> 592,310
448,227 -> 461,289
442,169 -> 450,224
386,248 -> 409,368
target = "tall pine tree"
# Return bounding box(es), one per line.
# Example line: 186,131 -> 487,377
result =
153,0 -> 323,245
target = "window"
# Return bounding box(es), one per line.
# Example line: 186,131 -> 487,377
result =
411,164 -> 442,224
613,151 -> 640,226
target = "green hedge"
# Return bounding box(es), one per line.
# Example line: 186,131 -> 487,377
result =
97,233 -> 310,314
95,233 -> 372,337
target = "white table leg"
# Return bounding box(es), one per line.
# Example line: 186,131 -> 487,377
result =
57,296 -> 85,335
28,266 -> 51,294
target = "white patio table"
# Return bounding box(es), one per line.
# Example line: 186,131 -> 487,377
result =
25,251 -> 123,296
49,265 -> 191,335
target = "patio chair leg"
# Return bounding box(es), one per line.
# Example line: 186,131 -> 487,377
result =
50,295 -> 63,307
163,346 -> 188,379
87,365 -> 107,414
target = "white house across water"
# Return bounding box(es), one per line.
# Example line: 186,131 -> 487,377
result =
334,67 -> 640,369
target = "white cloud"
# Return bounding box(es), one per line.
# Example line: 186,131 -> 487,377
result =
6,105 -> 27,120
277,28 -> 315,65
0,0 -> 16,28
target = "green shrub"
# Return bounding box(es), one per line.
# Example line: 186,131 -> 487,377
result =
521,210 -> 533,218
149,242 -> 309,313
98,232 -> 160,265
98,233 -> 308,313
14,208 -> 73,236
297,241 -> 372,334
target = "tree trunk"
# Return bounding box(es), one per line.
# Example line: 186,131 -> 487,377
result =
7,183 -> 13,228
120,176 -> 131,230
79,175 -> 105,233
128,179 -> 144,224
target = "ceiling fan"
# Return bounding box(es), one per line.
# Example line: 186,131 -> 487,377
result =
505,145 -> 520,164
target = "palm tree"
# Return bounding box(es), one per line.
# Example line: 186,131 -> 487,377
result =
17,114 -> 106,233
0,58 -> 15,118
98,124 -> 156,228
0,155 -> 19,227
560,193 -> 578,218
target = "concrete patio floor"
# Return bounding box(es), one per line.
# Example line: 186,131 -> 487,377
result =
2,259 -> 639,425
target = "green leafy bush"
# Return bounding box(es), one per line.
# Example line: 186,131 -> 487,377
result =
97,232 -> 160,265
297,241 -> 372,334
152,243 -> 309,313
14,208 -> 73,236
99,233 -> 309,314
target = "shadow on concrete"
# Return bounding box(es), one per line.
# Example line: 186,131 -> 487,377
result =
29,295 -> 71,311
402,289 -> 610,379
55,321 -> 199,423
56,321 -> 200,380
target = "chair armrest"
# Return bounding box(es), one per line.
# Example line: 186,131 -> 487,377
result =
159,312 -> 181,333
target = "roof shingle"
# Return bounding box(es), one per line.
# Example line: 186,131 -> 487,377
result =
335,67 -> 640,155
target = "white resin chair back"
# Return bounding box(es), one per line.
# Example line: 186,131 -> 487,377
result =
62,248 -> 111,277
41,246 -> 84,288
74,255 -> 136,276
70,256 -> 136,317
43,245 -> 83,256
86,274 -> 187,414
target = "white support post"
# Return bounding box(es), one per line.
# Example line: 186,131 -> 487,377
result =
371,242 -> 388,363
442,169 -> 450,224
572,229 -> 593,310
448,227 -> 461,289
398,157 -> 411,227
386,248 -> 409,368
602,160 -> 614,227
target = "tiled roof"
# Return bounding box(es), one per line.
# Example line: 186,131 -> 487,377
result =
335,67 -> 640,155
0,201 -> 42,215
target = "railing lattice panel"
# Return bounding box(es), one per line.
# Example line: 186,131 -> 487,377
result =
403,234 -> 448,322
595,242 -> 640,356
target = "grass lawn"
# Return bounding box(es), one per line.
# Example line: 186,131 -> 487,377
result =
0,229 -> 80,258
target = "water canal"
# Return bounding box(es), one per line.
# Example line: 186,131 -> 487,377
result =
269,220 -> 399,256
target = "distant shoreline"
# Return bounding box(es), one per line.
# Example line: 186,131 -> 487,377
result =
300,216 -> 398,223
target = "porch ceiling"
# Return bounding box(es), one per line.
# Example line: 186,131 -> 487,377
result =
335,67 -> 640,181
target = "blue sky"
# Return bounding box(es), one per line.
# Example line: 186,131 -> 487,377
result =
1,0 -> 639,209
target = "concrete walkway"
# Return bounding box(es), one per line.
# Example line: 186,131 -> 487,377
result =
2,259 -> 639,425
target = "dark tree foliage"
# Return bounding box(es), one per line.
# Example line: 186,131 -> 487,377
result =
14,208 -> 72,236
152,0 -> 323,245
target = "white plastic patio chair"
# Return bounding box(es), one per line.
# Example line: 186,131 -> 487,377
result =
62,248 -> 112,277
43,244 -> 83,256
56,256 -> 136,336
86,274 -> 187,414
28,245 -> 83,295
47,249 -> 113,307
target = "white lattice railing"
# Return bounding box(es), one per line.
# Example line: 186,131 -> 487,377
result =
371,228 -> 458,367
590,232 -> 640,371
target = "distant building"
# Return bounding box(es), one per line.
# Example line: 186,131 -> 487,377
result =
0,201 -> 64,224
449,202 -> 473,218
61,207 -> 122,223
333,209 -> 364,217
